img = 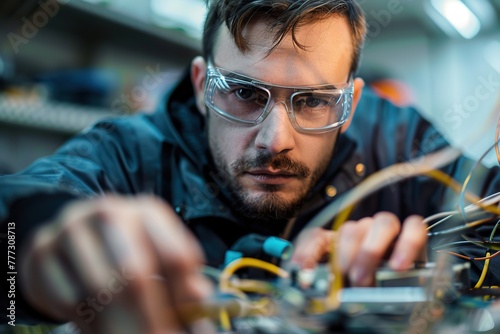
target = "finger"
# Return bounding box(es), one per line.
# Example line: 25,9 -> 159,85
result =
138,197 -> 214,329
337,218 -> 372,275
20,199 -> 114,321
98,196 -> 182,333
290,228 -> 335,269
20,227 -> 80,321
349,212 -> 401,287
388,215 -> 428,271
55,199 -> 119,296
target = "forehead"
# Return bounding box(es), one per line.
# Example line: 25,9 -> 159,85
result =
213,16 -> 354,86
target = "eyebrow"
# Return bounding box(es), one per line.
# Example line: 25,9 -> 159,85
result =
220,69 -> 345,90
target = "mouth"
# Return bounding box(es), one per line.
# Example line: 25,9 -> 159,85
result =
245,169 -> 298,185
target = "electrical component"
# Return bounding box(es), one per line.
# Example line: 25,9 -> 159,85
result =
224,234 -> 293,267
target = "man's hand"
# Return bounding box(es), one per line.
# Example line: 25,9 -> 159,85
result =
291,212 -> 427,287
19,195 -> 215,334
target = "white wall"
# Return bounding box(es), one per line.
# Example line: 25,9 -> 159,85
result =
361,28 -> 500,166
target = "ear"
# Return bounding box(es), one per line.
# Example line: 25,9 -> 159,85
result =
340,77 -> 365,133
191,56 -> 208,116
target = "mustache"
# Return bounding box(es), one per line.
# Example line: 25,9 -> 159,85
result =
232,152 -> 311,178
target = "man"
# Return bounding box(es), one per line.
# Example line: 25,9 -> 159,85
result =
1,0 -> 499,333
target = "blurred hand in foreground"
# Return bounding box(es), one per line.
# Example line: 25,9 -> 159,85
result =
19,195 -> 215,334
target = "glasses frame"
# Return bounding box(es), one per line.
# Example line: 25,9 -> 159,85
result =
204,63 -> 354,134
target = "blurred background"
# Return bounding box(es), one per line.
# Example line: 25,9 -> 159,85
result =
0,0 -> 499,174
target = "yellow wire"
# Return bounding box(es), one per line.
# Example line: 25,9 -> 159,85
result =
425,170 -> 500,218
228,279 -> 275,294
474,220 -> 500,289
250,298 -> 275,317
219,308 -> 231,331
327,204 -> 354,308
217,257 -> 288,329
219,258 -> 289,291
474,252 -> 491,289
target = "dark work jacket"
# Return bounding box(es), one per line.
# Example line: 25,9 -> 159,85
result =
1,69 -> 500,324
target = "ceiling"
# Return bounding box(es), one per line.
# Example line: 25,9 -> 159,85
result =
357,0 -> 500,38
1,0 -> 498,41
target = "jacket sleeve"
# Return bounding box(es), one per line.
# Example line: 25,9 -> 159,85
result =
0,114 -> 166,324
0,115 -> 167,221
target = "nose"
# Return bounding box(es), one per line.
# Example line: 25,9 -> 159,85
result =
254,101 -> 296,154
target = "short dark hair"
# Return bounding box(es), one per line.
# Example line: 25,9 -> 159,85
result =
202,0 -> 367,75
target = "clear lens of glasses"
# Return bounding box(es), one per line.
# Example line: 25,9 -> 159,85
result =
205,67 -> 353,133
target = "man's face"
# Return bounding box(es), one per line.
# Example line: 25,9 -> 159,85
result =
193,16 -> 362,220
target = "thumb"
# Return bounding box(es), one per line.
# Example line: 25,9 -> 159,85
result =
290,228 -> 335,269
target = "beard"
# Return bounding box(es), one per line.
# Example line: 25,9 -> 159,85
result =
210,147 -> 331,221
